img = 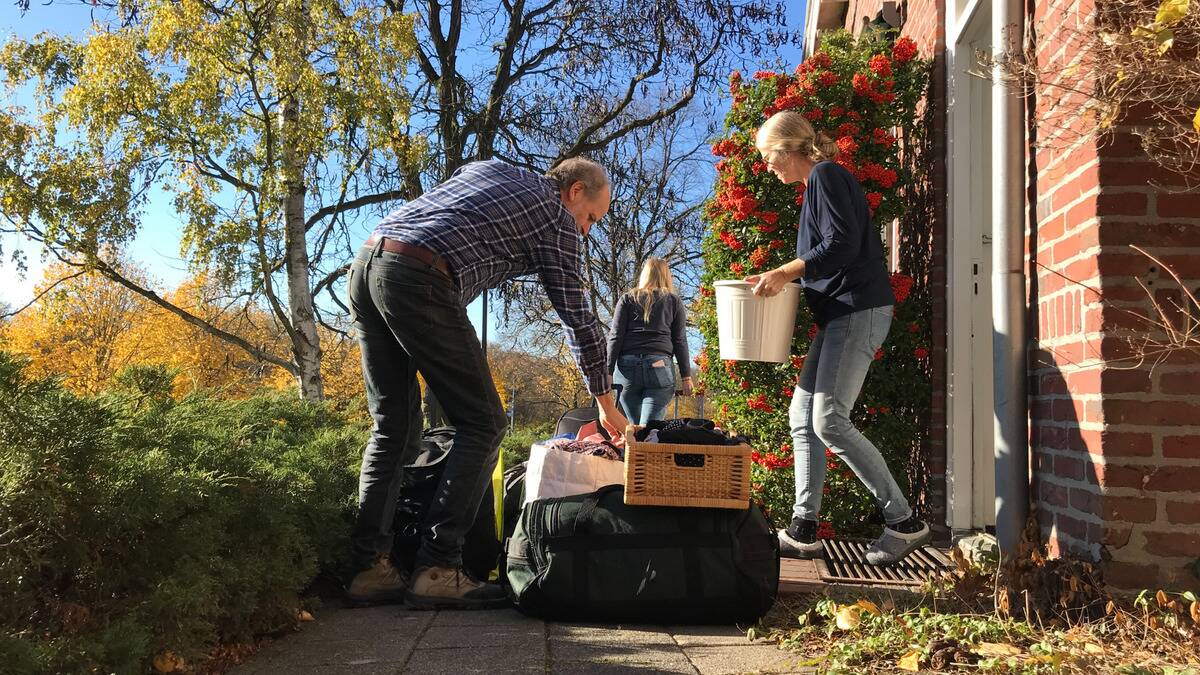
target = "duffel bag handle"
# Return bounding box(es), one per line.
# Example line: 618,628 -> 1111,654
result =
573,484 -> 623,536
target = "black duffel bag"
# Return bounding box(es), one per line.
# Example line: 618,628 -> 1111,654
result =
506,484 -> 779,623
392,427 -> 501,581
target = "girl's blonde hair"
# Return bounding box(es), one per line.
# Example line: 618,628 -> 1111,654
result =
632,257 -> 675,322
756,111 -> 840,162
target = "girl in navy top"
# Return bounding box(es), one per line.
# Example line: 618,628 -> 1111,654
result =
744,111 -> 930,565
607,258 -> 692,424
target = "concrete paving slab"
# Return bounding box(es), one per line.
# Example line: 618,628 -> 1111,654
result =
237,664 -> 403,675
551,661 -> 698,674
229,607 -> 808,675
232,638 -> 414,674
683,644 -> 815,674
418,623 -> 543,649
551,641 -> 689,666
430,608 -> 543,627
230,607 -> 432,674
548,623 -> 677,646
668,624 -> 759,647
296,606 -> 430,642
402,644 -> 546,673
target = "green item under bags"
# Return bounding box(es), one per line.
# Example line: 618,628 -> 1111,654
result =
505,484 -> 779,623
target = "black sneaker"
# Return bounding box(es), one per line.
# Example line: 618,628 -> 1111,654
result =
778,518 -> 823,559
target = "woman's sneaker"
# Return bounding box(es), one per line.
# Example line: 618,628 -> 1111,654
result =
778,518 -> 824,559
405,566 -> 509,610
864,516 -> 932,565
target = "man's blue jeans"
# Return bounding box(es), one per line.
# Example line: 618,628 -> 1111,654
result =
789,306 -> 912,525
346,241 -> 506,573
612,354 -> 676,425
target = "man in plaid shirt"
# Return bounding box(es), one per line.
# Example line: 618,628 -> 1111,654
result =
344,158 -> 628,609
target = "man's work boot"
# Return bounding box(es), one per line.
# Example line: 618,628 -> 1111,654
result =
405,566 -> 509,610
345,556 -> 408,607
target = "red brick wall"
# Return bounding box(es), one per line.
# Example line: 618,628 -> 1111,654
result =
1028,0 -> 1200,590
836,0 -> 950,538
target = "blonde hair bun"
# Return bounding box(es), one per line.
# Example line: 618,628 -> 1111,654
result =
756,111 -> 840,162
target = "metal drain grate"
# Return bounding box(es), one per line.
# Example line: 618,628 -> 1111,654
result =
815,538 -> 953,587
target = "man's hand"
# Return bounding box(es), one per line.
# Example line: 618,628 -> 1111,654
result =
596,391 -> 629,441
680,376 -> 694,396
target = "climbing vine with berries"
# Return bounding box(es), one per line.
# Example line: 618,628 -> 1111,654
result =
692,30 -> 933,537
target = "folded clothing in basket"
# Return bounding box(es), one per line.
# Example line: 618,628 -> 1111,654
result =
539,437 -> 622,461
634,418 -> 749,446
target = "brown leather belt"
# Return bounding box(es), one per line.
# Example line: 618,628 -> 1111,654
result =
365,235 -> 452,277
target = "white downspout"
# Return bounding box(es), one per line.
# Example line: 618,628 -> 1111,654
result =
992,0 -> 1030,556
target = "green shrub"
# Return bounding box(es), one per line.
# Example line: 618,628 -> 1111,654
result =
499,422 -> 555,469
0,353 -> 367,673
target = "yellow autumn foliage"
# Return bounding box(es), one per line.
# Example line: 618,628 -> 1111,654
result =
2,263 -> 146,394
1,264 -> 525,407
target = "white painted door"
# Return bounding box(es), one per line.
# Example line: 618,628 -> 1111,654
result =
947,0 -> 997,532
967,51 -> 997,528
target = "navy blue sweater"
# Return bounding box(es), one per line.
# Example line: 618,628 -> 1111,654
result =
606,291 -> 691,377
796,161 -> 895,326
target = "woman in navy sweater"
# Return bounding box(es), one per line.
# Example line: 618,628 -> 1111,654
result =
744,110 -> 931,566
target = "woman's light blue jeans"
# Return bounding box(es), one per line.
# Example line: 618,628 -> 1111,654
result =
612,354 -> 676,425
789,306 -> 912,525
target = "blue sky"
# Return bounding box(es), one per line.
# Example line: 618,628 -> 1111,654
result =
0,2 -> 806,342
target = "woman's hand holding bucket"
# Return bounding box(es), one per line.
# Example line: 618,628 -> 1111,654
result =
745,259 -> 806,297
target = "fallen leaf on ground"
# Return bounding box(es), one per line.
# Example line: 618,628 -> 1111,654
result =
1191,600 -> 1200,624
835,604 -> 863,631
1028,652 -> 1069,668
153,652 -> 185,673
897,649 -> 922,671
298,610 -> 315,622
1083,643 -> 1105,655
975,642 -> 1023,657
856,599 -> 882,616
1156,0 -> 1190,25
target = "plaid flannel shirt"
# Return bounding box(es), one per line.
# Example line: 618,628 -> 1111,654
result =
371,160 -> 610,396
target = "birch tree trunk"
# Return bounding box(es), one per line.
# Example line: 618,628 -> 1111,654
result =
281,97 -> 325,401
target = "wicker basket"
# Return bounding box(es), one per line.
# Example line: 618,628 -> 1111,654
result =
623,425 -> 752,509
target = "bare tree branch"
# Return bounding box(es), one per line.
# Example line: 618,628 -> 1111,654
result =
0,269 -> 88,319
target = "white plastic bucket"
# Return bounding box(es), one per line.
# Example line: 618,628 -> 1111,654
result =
714,280 -> 802,363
